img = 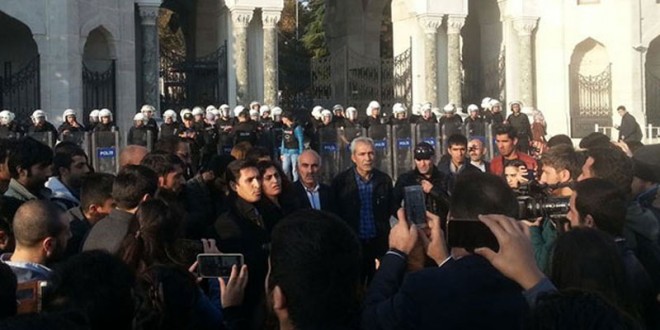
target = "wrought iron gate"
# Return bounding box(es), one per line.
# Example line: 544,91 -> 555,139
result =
311,45 -> 412,113
160,42 -> 228,112
83,61 -> 116,125
569,64 -> 612,138
646,70 -> 660,126
0,56 -> 40,120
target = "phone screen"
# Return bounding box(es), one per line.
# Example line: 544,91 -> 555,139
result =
446,219 -> 499,252
196,253 -> 244,279
404,185 -> 427,226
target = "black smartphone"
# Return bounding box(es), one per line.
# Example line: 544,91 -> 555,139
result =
404,185 -> 427,227
446,219 -> 499,252
196,253 -> 244,279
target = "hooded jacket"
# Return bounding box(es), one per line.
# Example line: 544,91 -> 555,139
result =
46,176 -> 80,210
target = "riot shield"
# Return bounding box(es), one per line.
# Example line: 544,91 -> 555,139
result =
367,125 -> 393,178
392,123 -> 414,179
27,132 -> 55,148
338,126 -> 366,172
415,123 -> 442,158
128,129 -> 153,151
485,123 -> 495,161
318,127 -> 341,184
60,131 -> 88,148
91,131 -> 120,174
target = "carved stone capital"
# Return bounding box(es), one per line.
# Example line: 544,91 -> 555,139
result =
231,8 -> 254,29
513,17 -> 539,36
138,5 -> 159,26
262,11 -> 281,29
446,15 -> 466,34
417,14 -> 444,34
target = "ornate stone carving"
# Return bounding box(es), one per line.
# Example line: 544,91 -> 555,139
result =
417,15 -> 443,34
513,17 -> 539,36
138,5 -> 159,26
231,9 -> 254,29
446,15 -> 466,34
262,11 -> 281,29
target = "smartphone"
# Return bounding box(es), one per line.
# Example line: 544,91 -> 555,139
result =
404,185 -> 427,227
446,219 -> 499,252
196,253 -> 244,279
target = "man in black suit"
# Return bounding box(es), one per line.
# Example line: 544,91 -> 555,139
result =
332,137 -> 395,284
362,172 -> 530,329
293,150 -> 336,213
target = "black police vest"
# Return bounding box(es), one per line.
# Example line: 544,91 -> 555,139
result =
282,125 -> 298,150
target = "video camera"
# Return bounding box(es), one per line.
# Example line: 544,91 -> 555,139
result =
515,180 -> 570,221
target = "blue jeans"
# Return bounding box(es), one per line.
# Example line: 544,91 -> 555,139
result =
281,151 -> 299,182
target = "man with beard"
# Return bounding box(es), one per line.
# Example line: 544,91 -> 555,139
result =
0,200 -> 70,283
394,142 -> 450,222
468,138 -> 489,172
292,150 -> 336,213
5,137 -> 54,202
46,142 -> 91,210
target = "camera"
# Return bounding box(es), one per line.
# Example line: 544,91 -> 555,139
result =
515,181 -> 570,220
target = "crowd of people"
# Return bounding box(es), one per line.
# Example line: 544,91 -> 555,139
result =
0,98 -> 657,330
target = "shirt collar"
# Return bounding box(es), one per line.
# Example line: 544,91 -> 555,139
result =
354,167 -> 373,183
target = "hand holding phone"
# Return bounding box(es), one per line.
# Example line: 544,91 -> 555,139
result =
404,185 -> 427,227
197,253 -> 244,280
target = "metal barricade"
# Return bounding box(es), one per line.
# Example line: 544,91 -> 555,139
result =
318,127 -> 341,184
392,123 -> 414,179
91,131 -> 120,174
367,124 -> 393,178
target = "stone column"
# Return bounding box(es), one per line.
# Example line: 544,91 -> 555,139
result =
514,17 -> 539,110
138,3 -> 160,112
418,15 -> 443,105
262,10 -> 281,106
447,15 -> 466,107
231,8 -> 254,105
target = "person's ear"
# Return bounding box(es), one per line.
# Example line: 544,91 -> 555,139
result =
272,285 -> 287,311
513,138 -> 519,146
583,214 -> 596,228
0,230 -> 10,251
158,176 -> 166,188
229,181 -> 238,192
42,237 -> 55,257
558,169 -> 571,183
141,193 -> 151,203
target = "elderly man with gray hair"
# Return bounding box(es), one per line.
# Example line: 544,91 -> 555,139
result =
332,136 -> 395,284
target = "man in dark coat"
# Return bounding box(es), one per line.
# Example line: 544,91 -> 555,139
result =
292,150 -> 336,213
616,105 -> 642,143
437,134 -> 482,194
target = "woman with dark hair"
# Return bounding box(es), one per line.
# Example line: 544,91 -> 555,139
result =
550,228 -> 640,322
256,160 -> 298,233
117,199 -> 223,329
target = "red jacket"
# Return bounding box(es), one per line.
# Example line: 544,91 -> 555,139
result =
489,152 -> 538,176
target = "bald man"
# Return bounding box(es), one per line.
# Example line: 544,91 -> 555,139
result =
119,145 -> 148,168
0,200 -> 69,282
292,150 -> 337,213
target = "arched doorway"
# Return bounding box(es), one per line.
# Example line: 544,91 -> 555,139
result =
461,0 -> 504,107
0,11 -> 39,122
569,38 -> 612,138
645,35 -> 660,125
82,26 -> 116,126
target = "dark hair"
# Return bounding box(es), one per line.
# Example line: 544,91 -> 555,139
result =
8,137 -> 53,178
586,147 -> 633,196
504,159 -> 526,169
269,210 -> 361,328
526,289 -> 638,330
117,199 -> 184,273
541,144 -> 581,180
52,142 -> 87,177
573,178 -> 626,237
44,250 -> 135,330
495,125 -> 517,140
579,132 -> 611,150
446,134 -> 468,148
450,172 -> 518,219
133,265 -> 199,330
546,134 -> 573,149
256,160 -> 291,194
12,200 -> 64,248
0,139 -> 12,164
245,146 -> 271,163
0,263 -> 17,319
550,228 -> 634,316
225,159 -> 258,185
140,151 -> 184,178
112,165 -> 158,209
154,135 -> 184,154
80,173 -> 115,211
617,105 -> 626,111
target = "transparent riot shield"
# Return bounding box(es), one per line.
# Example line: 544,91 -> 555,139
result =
318,127 -> 341,184
367,125 -> 393,178
128,129 -> 153,151
392,123 -> 414,179
485,123 -> 495,161
415,122 -> 442,158
27,131 -> 55,148
0,128 -> 22,140
338,126 -> 366,172
91,131 -> 120,174
60,131 -> 88,148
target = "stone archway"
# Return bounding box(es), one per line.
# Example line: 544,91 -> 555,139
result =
461,0 -> 504,107
645,35 -> 660,125
82,26 -> 116,125
569,38 -> 612,138
0,11 -> 40,121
